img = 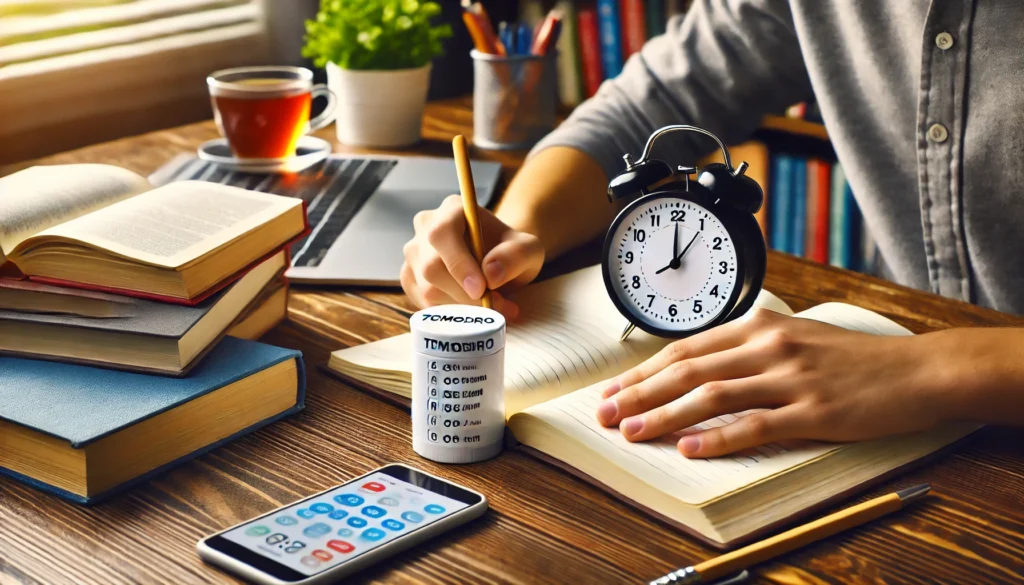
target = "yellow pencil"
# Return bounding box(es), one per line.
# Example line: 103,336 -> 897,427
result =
452,135 -> 493,309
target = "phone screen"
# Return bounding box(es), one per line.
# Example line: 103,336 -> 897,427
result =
211,467 -> 476,578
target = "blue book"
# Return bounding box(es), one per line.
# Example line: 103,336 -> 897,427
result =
790,157 -> 807,256
828,162 -> 848,268
770,154 -> 794,253
0,337 -> 305,504
596,0 -> 624,78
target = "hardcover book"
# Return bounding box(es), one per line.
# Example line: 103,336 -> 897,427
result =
0,337 -> 305,504
0,164 -> 307,304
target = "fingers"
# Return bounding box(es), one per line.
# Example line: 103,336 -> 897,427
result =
601,317 -> 753,399
420,195 -> 488,300
481,231 -> 545,290
677,405 -> 807,458
617,374 -> 790,442
597,345 -> 771,427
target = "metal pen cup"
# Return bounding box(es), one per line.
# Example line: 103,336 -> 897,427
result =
471,49 -> 557,150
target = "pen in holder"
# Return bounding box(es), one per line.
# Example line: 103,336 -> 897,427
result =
471,49 -> 557,150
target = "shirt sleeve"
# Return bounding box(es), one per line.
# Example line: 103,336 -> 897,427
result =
529,0 -> 814,181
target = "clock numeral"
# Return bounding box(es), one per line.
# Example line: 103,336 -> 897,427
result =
668,304 -> 677,317
646,294 -> 655,308
710,285 -> 719,297
634,229 -> 646,242
712,237 -> 723,250
719,261 -> 728,274
651,214 -> 661,227
631,275 -> 641,289
699,218 -> 705,230
693,300 -> 703,313
624,251 -> 634,264
670,210 -> 685,222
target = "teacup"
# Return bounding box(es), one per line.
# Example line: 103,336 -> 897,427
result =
207,66 -> 336,160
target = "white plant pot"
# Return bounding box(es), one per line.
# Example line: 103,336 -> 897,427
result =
327,62 -> 432,148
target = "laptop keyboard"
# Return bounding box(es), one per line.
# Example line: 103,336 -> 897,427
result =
165,157 -> 398,267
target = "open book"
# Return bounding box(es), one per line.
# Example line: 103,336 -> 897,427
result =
328,265 -> 977,547
0,164 -> 306,304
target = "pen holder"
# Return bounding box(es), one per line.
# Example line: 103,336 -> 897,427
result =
471,50 -> 557,150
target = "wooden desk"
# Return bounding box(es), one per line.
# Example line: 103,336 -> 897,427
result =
3,98 -> 1023,584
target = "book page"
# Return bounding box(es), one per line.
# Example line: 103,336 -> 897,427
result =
0,164 -> 149,258
518,382 -> 838,504
22,181 -> 303,269
795,302 -> 912,336
331,265 -> 792,415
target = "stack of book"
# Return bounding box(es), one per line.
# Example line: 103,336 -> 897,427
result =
0,163 -> 308,504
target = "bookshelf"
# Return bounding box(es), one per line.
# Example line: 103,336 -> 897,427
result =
760,115 -> 828,141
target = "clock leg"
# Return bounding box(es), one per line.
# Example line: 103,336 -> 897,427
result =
619,322 -> 636,342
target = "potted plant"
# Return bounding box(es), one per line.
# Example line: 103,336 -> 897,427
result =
303,0 -> 452,148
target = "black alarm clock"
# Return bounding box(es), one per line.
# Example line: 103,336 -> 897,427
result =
602,125 -> 767,341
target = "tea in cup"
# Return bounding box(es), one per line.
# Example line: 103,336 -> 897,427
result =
207,66 -> 336,159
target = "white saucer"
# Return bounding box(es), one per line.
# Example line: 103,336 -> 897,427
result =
196,135 -> 332,173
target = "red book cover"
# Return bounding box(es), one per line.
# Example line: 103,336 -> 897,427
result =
577,5 -> 604,97
805,159 -> 831,263
620,0 -> 647,58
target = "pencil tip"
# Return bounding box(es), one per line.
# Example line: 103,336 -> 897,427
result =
896,483 -> 931,504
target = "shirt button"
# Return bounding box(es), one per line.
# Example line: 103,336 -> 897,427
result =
935,32 -> 954,50
928,123 -> 949,143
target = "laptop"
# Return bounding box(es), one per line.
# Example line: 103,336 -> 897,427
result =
152,154 -> 502,286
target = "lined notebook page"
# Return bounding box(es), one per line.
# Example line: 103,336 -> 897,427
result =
330,264 -> 793,414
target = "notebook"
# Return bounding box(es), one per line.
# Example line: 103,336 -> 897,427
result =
0,164 -> 307,304
0,250 -> 285,375
0,337 -> 305,504
327,265 -> 977,548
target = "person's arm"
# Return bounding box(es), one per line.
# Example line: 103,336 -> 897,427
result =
403,0 -> 814,316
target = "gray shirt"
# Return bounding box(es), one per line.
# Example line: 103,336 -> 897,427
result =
532,0 -> 1024,314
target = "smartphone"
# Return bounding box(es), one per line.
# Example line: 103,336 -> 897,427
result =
197,464 -> 488,584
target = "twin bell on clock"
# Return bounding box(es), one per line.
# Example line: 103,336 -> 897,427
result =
602,125 -> 767,341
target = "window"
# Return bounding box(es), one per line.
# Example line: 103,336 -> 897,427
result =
0,0 -> 271,163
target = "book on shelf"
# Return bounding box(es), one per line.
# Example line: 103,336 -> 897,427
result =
769,153 -> 794,253
805,158 -> 831,264
0,336 -> 305,504
577,4 -> 605,98
620,0 -> 647,58
645,0 -> 668,38
790,157 -> 807,256
0,250 -> 285,376
554,1 -> 585,107
327,265 -> 976,548
226,278 -> 289,341
596,0 -> 624,79
0,164 -> 307,305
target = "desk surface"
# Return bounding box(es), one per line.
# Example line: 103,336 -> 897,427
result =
3,97 -> 1023,585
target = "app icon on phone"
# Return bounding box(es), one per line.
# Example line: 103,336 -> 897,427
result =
401,511 -> 424,523
311,549 -> 333,562
275,516 -> 299,526
245,525 -> 270,537
361,505 -> 386,518
361,528 -> 386,541
327,540 -> 354,554
337,528 -> 354,537
300,556 -> 321,568
361,482 -> 386,493
378,496 -> 400,507
310,503 -> 334,514
424,504 -> 446,514
334,494 -> 364,507
381,519 -> 405,531
328,509 -> 349,520
303,523 -> 332,538
347,517 -> 368,528
297,508 -> 316,519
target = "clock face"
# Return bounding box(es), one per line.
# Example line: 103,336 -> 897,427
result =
606,196 -> 739,334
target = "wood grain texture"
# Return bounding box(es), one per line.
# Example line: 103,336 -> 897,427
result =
2,97 -> 1023,585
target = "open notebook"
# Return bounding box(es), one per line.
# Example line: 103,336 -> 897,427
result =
328,265 -> 977,548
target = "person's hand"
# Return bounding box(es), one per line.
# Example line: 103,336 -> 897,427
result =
401,195 -> 545,319
595,309 -> 954,458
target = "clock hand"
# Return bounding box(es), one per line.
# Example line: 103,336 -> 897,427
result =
655,232 -> 700,274
671,221 -> 679,263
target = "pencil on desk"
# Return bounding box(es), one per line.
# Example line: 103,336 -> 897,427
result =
649,484 -> 931,584
452,135 -> 493,310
